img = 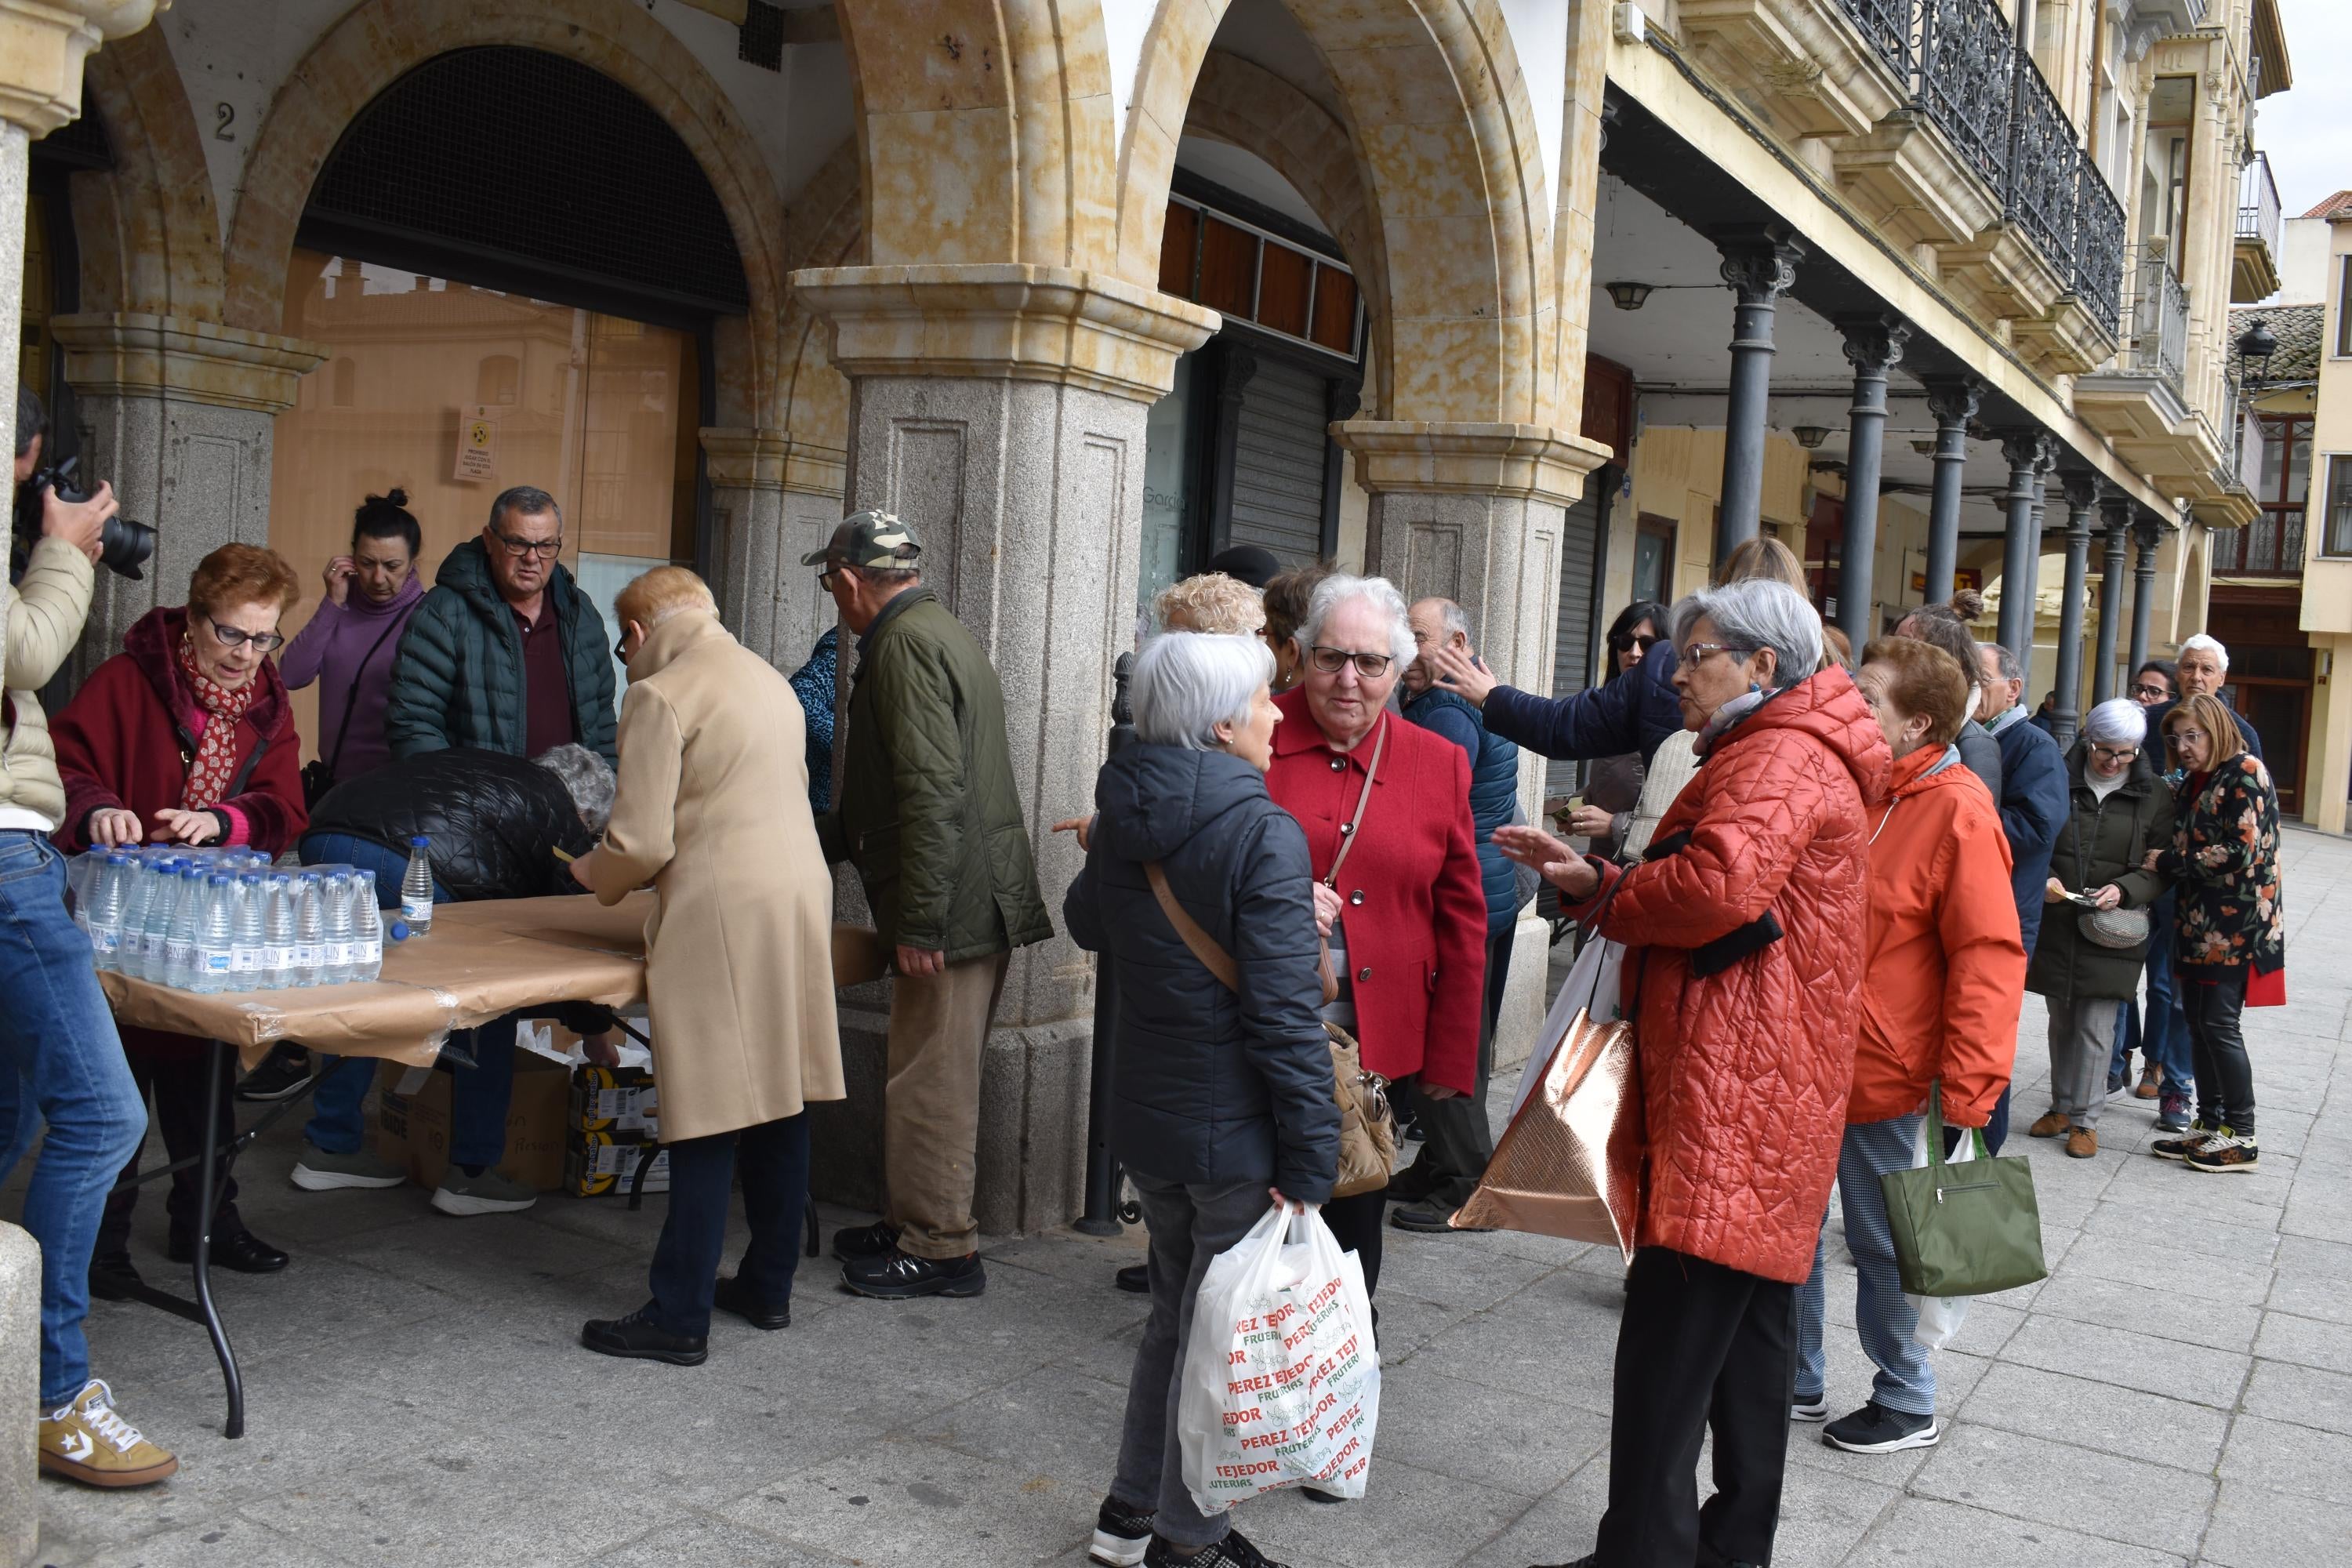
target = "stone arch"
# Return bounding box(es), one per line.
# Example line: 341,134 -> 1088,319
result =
219,0 -> 791,426
831,0 -> 1120,271
74,26 -> 226,320
777,138 -> 866,466
1117,0 -> 1556,427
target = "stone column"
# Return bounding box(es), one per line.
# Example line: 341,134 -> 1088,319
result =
1835,317 -> 1907,652
1336,420 -> 1611,1073
1995,430 -> 2054,667
48,312 -> 325,681
2093,495 -> 2130,706
699,426 -> 847,672
1713,230 -> 1805,568
1921,378 -> 1981,606
2051,473 -> 2098,747
2129,517 -> 2161,674
789,263 -> 1217,1235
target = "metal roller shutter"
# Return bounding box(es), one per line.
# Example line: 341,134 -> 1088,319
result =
1227,356 -> 1330,565
1547,488 -> 1605,802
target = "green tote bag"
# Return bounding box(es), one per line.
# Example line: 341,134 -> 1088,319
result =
1878,1082 -> 2049,1298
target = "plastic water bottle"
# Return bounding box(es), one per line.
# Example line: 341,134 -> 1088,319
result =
190,873 -> 236,994
160,867 -> 201,989
291,873 -> 327,988
115,861 -> 162,982
350,890 -> 384,982
230,873 -> 268,989
67,849 -> 100,926
321,872 -> 358,984
400,837 -> 434,934
261,874 -> 297,990
84,854 -> 131,970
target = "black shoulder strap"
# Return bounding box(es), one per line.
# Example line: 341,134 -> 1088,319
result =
325,616 -> 405,776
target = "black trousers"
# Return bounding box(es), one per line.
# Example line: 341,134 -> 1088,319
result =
646,1112 -> 811,1336
1592,1247 -> 1796,1568
1322,1189 -> 1384,1302
1409,923 -> 1516,1208
98,1043 -> 244,1254
2180,965 -> 2256,1135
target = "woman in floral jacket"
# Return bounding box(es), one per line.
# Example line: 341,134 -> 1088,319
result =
2147,691 -> 2282,1174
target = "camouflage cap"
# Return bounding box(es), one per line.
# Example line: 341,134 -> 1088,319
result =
801,509 -> 923,569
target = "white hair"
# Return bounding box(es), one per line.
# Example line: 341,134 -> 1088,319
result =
1669,579 -> 1824,690
2082,698 -> 2148,746
532,743 -> 617,833
1300,573 -> 1416,670
1131,633 -> 1273,751
2177,633 -> 2230,671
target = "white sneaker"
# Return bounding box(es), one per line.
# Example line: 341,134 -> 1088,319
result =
291,1145 -> 408,1191
430,1167 -> 539,1215
1791,1394 -> 1830,1421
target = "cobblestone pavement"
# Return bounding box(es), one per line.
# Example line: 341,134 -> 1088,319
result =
20,826 -> 2352,1566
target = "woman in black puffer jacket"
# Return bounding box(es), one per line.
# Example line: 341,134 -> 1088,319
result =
1065,631 -> 1338,1568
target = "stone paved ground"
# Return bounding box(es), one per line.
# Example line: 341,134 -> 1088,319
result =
18,826 -> 2352,1566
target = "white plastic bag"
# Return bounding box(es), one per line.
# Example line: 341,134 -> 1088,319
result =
1508,931 -> 1624,1120
1176,1204 -> 1381,1515
1904,1115 -> 1981,1350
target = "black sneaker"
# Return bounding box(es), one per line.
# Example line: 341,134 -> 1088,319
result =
1114,1263 -> 1150,1294
829,1220 -> 901,1261
712,1274 -> 791,1330
580,1307 -> 708,1366
235,1044 -> 316,1103
1089,1495 -> 1155,1567
841,1248 -> 987,1301
86,1250 -> 143,1301
1144,1526 -> 1287,1568
1821,1401 -> 1940,1454
1390,1199 -> 1487,1233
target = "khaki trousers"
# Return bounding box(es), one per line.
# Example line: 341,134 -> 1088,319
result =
884,951 -> 1009,1258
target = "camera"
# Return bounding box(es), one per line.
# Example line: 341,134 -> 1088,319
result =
11,455 -> 156,582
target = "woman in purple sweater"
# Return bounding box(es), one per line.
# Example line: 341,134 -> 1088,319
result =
278,490 -> 425,789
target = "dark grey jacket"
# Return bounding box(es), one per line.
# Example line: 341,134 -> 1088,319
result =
1062,744 -> 1339,1203
2027,743 -> 2173,1006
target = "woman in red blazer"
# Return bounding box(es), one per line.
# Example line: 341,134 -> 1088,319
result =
1265,574 -> 1486,1302
53,543 -> 307,1289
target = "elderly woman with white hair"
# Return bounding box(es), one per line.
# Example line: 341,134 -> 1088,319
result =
2027,697 -> 2176,1160
1265,572 -> 1486,1308
1064,632 -> 1338,1568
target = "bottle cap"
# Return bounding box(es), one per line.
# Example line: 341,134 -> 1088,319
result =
388,921 -> 411,942
410,836 -> 430,848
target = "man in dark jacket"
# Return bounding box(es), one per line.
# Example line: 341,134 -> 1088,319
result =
1392,596 -> 1521,1232
809,511 -> 1051,1301
1976,643 -> 2071,957
2174,634 -> 2263,760
384,487 -> 618,766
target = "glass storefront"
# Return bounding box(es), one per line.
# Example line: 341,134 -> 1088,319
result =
1136,354 -> 1194,641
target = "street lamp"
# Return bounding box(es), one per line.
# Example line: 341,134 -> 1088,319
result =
2233,318 -> 2277,483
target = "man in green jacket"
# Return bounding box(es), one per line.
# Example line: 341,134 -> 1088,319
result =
808,510 -> 1051,1300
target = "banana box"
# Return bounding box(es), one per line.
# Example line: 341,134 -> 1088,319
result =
570,1065 -> 658,1138
565,1130 -> 670,1197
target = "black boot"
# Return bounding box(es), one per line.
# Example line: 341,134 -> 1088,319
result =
86,1250 -> 143,1301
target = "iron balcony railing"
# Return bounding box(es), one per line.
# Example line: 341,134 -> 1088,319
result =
2126,252 -> 2190,394
2075,157 -> 2127,330
2212,511 -> 2303,576
2238,150 -> 2281,252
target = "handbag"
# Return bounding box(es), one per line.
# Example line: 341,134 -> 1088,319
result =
299,615 -> 404,809
1878,1080 -> 2048,1298
1451,864 -> 1641,1259
2068,812 -> 2151,949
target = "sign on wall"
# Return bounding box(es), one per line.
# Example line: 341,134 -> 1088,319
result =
453,406 -> 500,483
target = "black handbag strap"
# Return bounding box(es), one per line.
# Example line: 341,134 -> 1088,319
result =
325,616 -> 404,777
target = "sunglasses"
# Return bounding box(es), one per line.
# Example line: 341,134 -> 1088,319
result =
1308,645 -> 1394,679
1611,631 -> 1662,653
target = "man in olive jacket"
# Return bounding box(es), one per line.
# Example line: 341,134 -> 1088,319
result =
809,511 -> 1051,1301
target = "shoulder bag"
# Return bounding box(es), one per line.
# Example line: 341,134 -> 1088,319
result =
2071,803 -> 2151,950
299,615 -> 405,810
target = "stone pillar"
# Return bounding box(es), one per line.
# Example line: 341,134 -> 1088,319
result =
699,426 -> 847,673
2093,495 -> 2130,707
2051,474 -> 2098,747
1835,317 -> 1907,652
789,263 -> 1217,1235
2129,517 -> 2161,675
1921,378 -> 1980,606
1336,420 -> 1611,1073
48,312 -> 325,681
1713,230 -> 1804,568
1995,430 -> 2053,666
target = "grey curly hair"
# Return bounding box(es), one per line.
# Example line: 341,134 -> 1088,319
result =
533,743 -> 616,833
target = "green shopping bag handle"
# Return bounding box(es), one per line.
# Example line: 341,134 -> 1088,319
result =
1922,1080 -> 1991,1179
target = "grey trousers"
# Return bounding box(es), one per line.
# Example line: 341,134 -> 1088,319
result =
1111,1172 -> 1270,1548
2046,994 -> 2121,1127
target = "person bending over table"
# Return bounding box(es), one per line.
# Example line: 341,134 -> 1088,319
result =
572,567 -> 844,1366
53,543 -> 307,1294
288,742 -> 614,1213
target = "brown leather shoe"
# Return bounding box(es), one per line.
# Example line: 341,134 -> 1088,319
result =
2133,1067 -> 2161,1100
2065,1126 -> 2099,1159
2028,1112 -> 2071,1139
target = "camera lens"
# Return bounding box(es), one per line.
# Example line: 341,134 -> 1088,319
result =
98,516 -> 156,581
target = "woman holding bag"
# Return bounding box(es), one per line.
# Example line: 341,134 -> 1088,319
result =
1065,632 -> 1338,1568
1791,637 -> 2024,1455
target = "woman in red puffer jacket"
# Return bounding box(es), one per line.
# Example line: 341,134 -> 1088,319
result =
1497,579 -> 1889,1568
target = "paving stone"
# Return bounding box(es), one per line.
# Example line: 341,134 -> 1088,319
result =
2027,1269 -> 2263,1352
73,1512 -> 334,1568
2058,1232 -> 2277,1301
2200,1479 -> 2352,1568
1842,1496 -> 2187,1566
1909,1424 -> 2215,1554
2241,1358 -> 2352,1436
2002,1312 -> 2251,1407
1367,1359 -> 1611,1498
1373,1235 -> 1566,1315
2216,1414 -> 2352,1508
2252,1311 -> 2352,1374
587,1512 -> 855,1565
1958,1362 -> 2230,1472
2268,1236 -> 2352,1325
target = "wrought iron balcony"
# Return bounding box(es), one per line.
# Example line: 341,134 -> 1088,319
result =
2238,151 -> 2281,249
2002,54 -> 2075,281
2212,510 -> 2303,576
1911,0 -> 2011,192
2125,252 -> 2190,394
2074,155 -> 2126,331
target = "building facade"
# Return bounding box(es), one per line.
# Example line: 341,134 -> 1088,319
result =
0,0 -> 2295,1232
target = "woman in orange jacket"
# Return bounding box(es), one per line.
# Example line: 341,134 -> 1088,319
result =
1795,636 -> 2027,1457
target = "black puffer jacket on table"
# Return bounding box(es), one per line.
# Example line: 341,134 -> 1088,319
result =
306,747 -> 593,902
1063,743 -> 1339,1204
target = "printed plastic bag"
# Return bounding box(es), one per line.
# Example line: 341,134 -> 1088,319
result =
1176,1204 -> 1381,1515
1904,1113 -> 1980,1350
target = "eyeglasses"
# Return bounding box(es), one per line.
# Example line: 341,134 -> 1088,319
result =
816,564 -> 847,591
2089,745 -> 2139,764
489,526 -> 564,559
1681,641 -> 1754,666
206,619 -> 285,652
1610,631 -> 1662,654
1308,645 -> 1394,679
2131,683 -> 2171,701
614,634 -> 631,662
2168,728 -> 2209,747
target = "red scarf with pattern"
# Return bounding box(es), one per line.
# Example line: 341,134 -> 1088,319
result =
176,635 -> 258,810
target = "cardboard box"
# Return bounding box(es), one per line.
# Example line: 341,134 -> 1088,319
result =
569,1065 -> 659,1137
373,1051 -> 572,1192
565,1131 -> 670,1196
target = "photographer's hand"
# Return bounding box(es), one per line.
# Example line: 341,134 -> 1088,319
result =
41,479 -> 117,565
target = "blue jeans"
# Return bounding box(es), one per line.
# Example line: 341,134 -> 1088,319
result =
1798,1115 -> 1936,1417
2115,894 -> 2194,1098
298,832 -> 517,1170
0,831 -> 150,1403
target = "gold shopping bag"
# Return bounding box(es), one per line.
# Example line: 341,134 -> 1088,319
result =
1450,1001 -> 1641,1261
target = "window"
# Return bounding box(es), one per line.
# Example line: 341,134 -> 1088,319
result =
2325,455 -> 2352,557
2339,256 -> 2352,358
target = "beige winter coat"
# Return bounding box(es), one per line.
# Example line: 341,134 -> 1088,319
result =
591,609 -> 844,1142
1,539 -> 95,828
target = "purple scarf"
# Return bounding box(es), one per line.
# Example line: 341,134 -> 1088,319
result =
277,572 -> 424,782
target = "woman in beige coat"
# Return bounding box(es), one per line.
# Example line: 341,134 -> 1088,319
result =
573,567 -> 844,1367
